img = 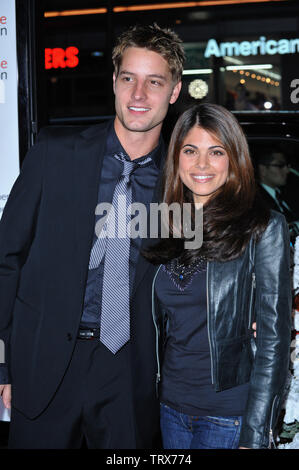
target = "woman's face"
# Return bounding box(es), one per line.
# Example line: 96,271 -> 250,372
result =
178,125 -> 229,205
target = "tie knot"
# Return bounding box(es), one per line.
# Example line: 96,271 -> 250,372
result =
122,159 -> 136,178
114,152 -> 136,179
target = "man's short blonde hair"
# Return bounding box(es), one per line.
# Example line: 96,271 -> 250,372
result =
112,23 -> 185,83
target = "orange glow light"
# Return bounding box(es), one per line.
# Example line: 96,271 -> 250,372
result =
45,9 -> 107,17
44,1 -> 288,18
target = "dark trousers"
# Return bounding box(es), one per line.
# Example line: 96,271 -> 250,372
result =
8,339 -> 137,449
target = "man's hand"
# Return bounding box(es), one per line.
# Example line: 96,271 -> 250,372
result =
0,384 -> 11,409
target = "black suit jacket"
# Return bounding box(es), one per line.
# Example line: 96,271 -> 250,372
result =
0,120 -> 161,447
258,184 -> 298,224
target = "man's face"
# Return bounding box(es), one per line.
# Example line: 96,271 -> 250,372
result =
259,152 -> 289,188
113,47 -> 181,135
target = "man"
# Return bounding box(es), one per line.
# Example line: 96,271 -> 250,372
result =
256,147 -> 299,237
0,24 -> 184,448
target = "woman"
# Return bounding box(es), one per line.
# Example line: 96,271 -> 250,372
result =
145,104 -> 291,449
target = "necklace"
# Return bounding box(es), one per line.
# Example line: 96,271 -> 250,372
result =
163,255 -> 207,291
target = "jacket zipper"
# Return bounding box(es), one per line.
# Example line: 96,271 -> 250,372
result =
152,264 -> 162,394
206,262 -> 215,385
268,395 -> 278,449
248,272 -> 256,330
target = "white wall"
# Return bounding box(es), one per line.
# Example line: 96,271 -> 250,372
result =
0,0 -> 20,422
0,0 -> 20,221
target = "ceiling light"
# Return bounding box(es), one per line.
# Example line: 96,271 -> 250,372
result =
226,64 -> 273,71
183,69 -> 213,75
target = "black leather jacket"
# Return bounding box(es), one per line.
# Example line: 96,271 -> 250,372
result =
151,211 -> 292,449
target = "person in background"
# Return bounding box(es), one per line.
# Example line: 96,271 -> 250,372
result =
256,148 -> 299,239
0,24 -> 183,449
145,103 -> 292,449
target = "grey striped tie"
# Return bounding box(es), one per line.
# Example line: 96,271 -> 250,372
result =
99,152 -> 151,354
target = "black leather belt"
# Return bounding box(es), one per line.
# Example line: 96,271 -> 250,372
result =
77,327 -> 100,340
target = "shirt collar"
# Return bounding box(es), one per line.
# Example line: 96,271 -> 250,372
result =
261,183 -> 278,199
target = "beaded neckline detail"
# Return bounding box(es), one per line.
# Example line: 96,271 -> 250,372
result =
162,256 -> 207,291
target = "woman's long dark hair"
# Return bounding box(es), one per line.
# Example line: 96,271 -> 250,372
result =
145,103 -> 270,265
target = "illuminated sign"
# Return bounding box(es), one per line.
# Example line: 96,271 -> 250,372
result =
204,37 -> 299,58
45,46 -> 79,69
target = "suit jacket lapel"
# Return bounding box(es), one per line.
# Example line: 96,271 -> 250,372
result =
73,122 -> 109,289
